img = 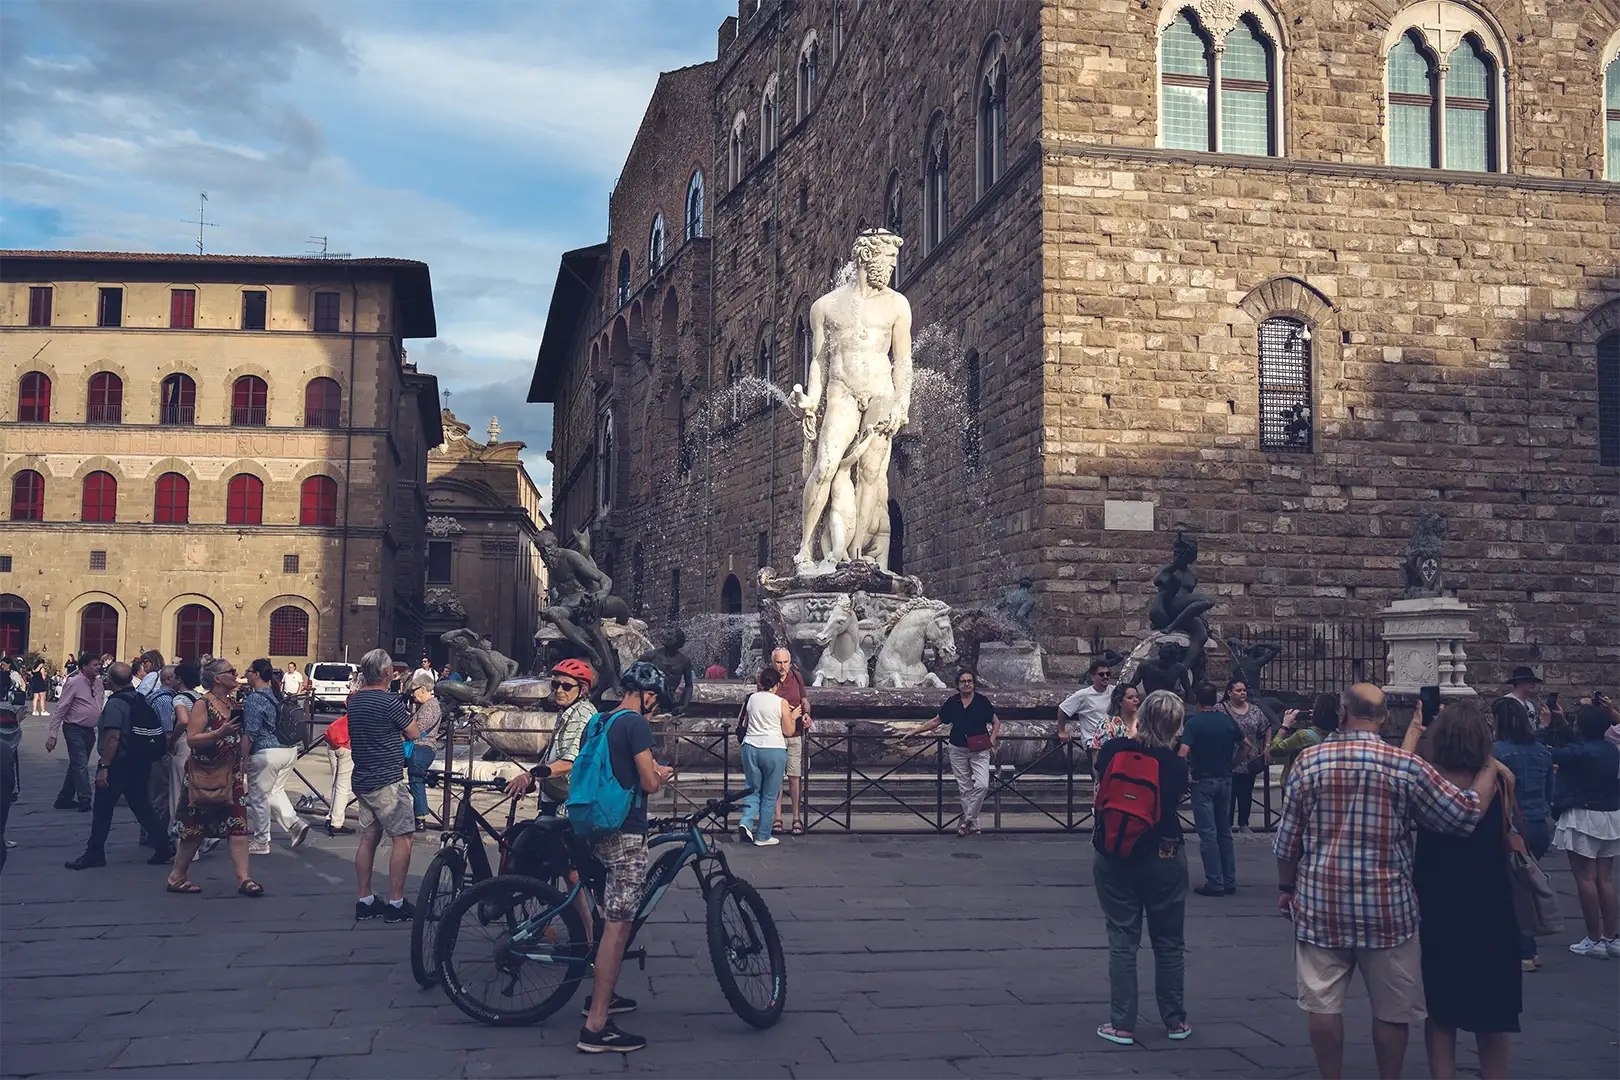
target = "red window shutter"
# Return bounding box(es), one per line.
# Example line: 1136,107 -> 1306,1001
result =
11,470 -> 44,521
19,372 -> 51,422
170,289 -> 196,328
154,473 -> 189,524
227,474 -> 263,525
82,472 -> 117,523
301,476 -> 336,526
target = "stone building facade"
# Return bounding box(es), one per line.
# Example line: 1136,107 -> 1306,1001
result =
534,0 -> 1620,686
0,251 -> 443,669
424,409 -> 548,670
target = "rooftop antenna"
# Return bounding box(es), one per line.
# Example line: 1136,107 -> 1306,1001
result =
190,193 -> 217,254
305,235 -> 351,259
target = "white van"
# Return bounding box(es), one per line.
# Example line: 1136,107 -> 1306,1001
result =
306,662 -> 358,713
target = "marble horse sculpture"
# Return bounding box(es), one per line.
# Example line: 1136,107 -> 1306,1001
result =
873,598 -> 957,689
811,592 -> 870,688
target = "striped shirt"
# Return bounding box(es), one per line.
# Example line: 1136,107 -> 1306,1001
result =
1273,729 -> 1482,949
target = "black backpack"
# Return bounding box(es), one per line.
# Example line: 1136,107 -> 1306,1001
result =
116,690 -> 168,763
272,690 -> 306,746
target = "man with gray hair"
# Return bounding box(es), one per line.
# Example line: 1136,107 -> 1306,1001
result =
347,649 -> 421,920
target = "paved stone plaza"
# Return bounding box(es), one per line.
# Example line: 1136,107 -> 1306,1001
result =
3,731 -> 1617,1080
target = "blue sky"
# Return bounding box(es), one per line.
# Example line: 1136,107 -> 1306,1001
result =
0,0 -> 733,508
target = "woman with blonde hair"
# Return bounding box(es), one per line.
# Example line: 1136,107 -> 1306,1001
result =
166,657 -> 260,896
1091,688 -> 1192,1046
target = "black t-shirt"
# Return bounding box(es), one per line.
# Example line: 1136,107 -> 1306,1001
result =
604,708 -> 654,834
1180,708 -> 1244,780
1093,738 -> 1189,860
939,693 -> 995,749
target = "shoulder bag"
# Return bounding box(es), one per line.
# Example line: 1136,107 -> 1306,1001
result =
185,699 -> 237,809
1499,773 -> 1564,938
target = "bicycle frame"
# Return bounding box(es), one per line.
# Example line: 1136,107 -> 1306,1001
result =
428,770 -> 519,880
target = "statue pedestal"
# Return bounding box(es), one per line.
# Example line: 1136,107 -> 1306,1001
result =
977,641 -> 1046,685
1379,597 -> 1476,698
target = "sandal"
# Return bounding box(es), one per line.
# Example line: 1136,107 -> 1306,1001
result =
237,879 -> 265,898
1096,1024 -> 1134,1046
166,879 -> 201,894
955,822 -> 970,837
792,821 -> 805,836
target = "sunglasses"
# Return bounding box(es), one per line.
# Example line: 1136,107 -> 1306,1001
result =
553,680 -> 582,693
1094,671 -> 1111,679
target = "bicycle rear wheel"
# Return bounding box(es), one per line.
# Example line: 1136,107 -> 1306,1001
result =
705,877 -> 787,1028
437,874 -> 589,1027
410,848 -> 465,988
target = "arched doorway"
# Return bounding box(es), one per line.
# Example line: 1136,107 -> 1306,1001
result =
887,499 -> 905,574
720,573 -> 743,676
0,594 -> 28,655
175,604 -> 215,662
79,602 -> 118,658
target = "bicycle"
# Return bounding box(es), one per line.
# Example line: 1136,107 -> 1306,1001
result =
409,769 -> 525,989
435,788 -> 787,1030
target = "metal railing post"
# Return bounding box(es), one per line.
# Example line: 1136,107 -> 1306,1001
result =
441,708 -> 454,829
935,738 -> 944,832
844,722 -> 853,831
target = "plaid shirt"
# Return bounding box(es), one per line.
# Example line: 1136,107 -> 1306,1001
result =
1272,729 -> 1481,949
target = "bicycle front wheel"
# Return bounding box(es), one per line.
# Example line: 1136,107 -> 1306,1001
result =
705,877 -> 787,1028
411,849 -> 465,988
437,874 -> 589,1026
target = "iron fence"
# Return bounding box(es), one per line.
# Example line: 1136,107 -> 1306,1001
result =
1090,619 -> 1383,698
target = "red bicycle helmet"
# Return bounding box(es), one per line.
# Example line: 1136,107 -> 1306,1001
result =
550,658 -> 596,688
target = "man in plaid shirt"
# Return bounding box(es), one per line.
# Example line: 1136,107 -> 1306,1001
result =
1274,684 -> 1500,1080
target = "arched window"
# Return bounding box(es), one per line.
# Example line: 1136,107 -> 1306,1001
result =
730,112 -> 748,187
1607,55 -> 1620,181
1257,317 -> 1313,453
79,603 -> 118,658
1160,11 -> 1212,151
1221,17 -> 1276,156
720,573 -> 743,675
795,314 -> 812,384
756,331 -> 772,380
0,595 -> 27,656
616,250 -> 631,308
159,373 -> 196,425
87,372 -> 122,424
832,3 -> 843,60
1599,333 -> 1619,467
81,471 -> 117,523
231,375 -> 268,426
977,39 -> 1008,196
299,475 -> 337,526
226,474 -> 264,525
597,412 -> 615,510
1384,6 -> 1504,172
175,604 -> 214,662
153,472 -> 189,524
963,349 -> 982,468
304,377 -> 341,428
685,170 -> 705,240
10,470 -> 43,521
269,605 -> 310,655
761,73 -> 779,157
924,114 -> 949,253
885,169 -> 905,282
649,215 -> 665,271
797,34 -> 819,122
18,371 -> 50,422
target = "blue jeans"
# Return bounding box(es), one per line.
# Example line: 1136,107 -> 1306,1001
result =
1190,777 -> 1235,890
1093,845 -> 1189,1030
408,744 -> 436,819
739,744 -> 788,843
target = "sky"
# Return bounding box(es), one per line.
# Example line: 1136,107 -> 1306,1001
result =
0,0 -> 733,511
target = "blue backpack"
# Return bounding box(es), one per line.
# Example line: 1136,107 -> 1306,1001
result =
565,709 -> 643,839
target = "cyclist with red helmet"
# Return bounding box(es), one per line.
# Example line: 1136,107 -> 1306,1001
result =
505,659 -> 596,816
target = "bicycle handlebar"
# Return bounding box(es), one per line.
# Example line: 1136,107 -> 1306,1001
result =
647,788 -> 756,833
423,769 -> 510,794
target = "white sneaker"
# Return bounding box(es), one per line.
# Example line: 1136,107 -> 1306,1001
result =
290,821 -> 311,849
754,837 -> 780,847
1568,937 -> 1607,957
198,837 -> 222,857
248,841 -> 271,856
1604,938 -> 1620,959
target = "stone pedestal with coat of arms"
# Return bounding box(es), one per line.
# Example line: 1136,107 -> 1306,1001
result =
1378,596 -> 1476,698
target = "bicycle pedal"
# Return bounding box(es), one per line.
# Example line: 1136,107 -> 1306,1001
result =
624,947 -> 647,971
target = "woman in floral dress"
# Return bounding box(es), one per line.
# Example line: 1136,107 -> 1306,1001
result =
1089,684 -> 1143,752
166,657 -> 262,896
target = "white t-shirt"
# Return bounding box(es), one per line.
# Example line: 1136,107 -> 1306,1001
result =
743,690 -> 788,749
283,670 -> 305,696
1060,684 -> 1113,746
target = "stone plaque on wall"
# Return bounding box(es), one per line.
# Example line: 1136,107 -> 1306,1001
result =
1103,500 -> 1155,532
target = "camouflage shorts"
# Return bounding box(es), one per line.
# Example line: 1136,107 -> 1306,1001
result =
591,831 -> 647,922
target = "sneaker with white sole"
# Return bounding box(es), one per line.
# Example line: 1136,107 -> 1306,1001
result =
577,1021 -> 646,1054
755,836 -> 780,847
1604,938 -> 1620,959
248,842 -> 271,856
290,821 -> 312,849
1569,937 -> 1607,957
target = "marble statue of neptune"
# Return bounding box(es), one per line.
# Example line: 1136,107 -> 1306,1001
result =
789,229 -> 913,574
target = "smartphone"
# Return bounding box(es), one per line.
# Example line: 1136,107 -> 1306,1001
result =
1419,685 -> 1441,724
1546,692 -> 1559,711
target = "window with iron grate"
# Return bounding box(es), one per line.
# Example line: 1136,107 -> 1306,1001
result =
89,550 -> 108,572
1258,317 -> 1313,453
269,605 -> 310,655
0,555 -> 11,573
283,554 -> 299,574
1599,333 -> 1619,467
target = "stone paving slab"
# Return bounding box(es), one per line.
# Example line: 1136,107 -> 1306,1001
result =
4,718 -> 1619,1079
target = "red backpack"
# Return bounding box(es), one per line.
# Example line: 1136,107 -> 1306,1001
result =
1093,749 -> 1162,859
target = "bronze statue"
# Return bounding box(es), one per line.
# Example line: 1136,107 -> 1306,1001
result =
437,627 -> 519,706
1151,530 -> 1217,685
1224,638 -> 1282,692
1402,511 -> 1447,598
536,529 -> 631,689
636,627 -> 696,714
994,577 -> 1036,628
